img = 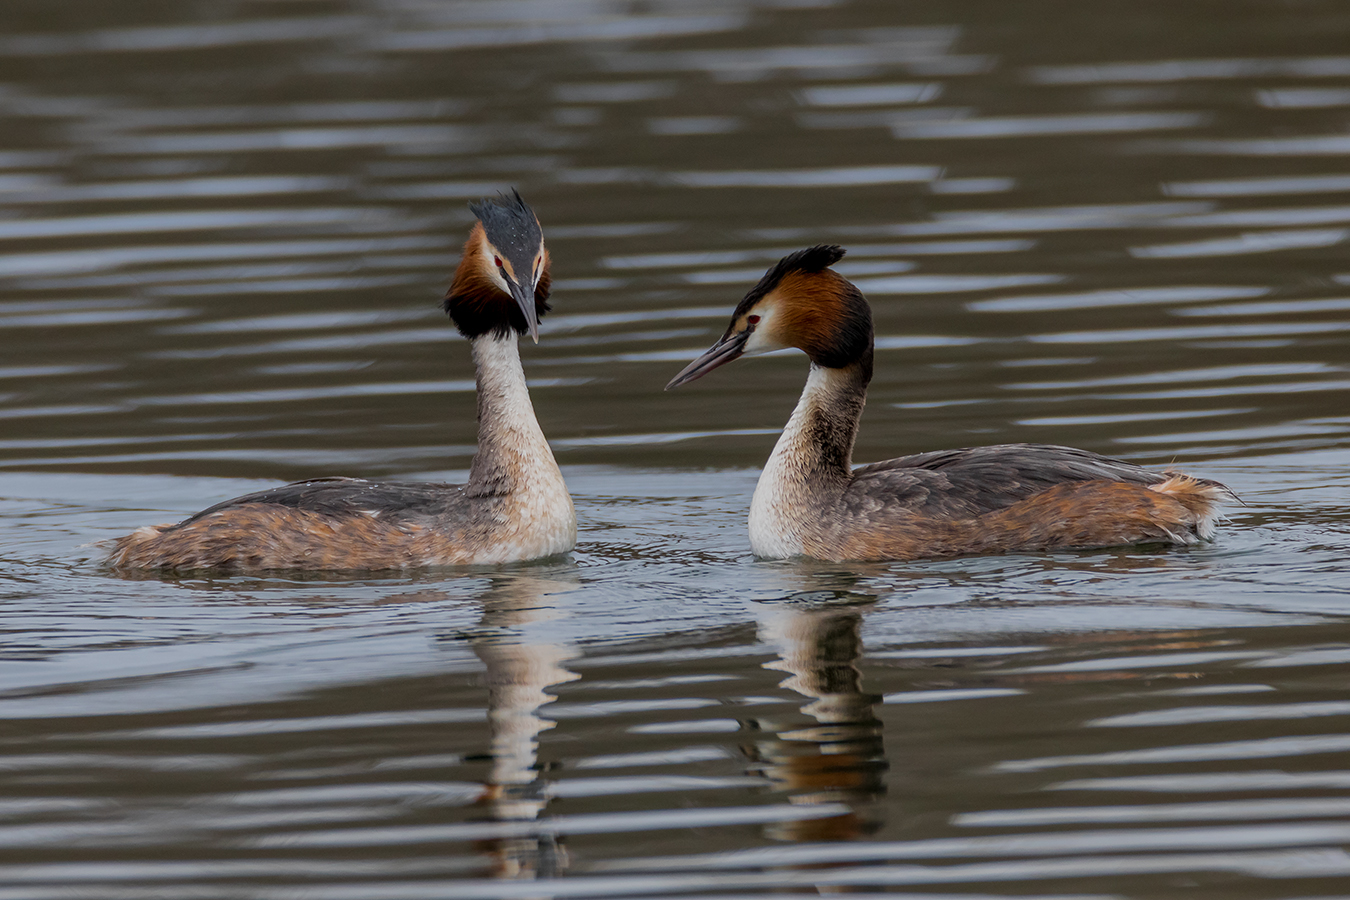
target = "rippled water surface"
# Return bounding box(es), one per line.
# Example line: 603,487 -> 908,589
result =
3,1 -> 1350,897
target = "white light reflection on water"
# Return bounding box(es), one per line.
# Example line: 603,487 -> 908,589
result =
0,0 -> 1349,896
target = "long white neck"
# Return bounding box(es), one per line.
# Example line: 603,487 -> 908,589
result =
749,363 -> 866,558
467,333 -> 563,499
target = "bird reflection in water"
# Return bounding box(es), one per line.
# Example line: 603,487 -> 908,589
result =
749,592 -> 886,841
463,573 -> 579,879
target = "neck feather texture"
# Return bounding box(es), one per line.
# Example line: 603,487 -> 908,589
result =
748,357 -> 870,558
467,333 -> 560,497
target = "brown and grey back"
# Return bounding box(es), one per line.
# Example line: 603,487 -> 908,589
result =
108,191 -> 576,572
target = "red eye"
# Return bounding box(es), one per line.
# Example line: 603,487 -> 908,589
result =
494,256 -> 503,268
747,315 -> 761,325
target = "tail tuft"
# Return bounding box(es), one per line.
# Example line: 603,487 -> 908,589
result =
1148,473 -> 1237,540
105,525 -> 171,568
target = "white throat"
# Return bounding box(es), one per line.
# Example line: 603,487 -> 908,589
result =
748,364 -> 841,558
466,333 -> 575,559
470,334 -> 553,484
473,335 -> 536,433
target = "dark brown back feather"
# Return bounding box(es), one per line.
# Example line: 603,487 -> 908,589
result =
169,477 -> 473,528
847,443 -> 1187,519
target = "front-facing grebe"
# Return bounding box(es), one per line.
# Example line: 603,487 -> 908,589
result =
667,245 -> 1235,563
108,191 -> 575,571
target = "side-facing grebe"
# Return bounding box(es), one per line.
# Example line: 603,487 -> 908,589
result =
667,244 -> 1235,562
108,191 -> 576,571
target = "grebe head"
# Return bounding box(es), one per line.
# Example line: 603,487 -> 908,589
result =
443,189 -> 551,343
666,244 -> 872,389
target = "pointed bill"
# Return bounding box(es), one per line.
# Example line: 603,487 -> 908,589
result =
665,329 -> 750,390
509,279 -> 540,343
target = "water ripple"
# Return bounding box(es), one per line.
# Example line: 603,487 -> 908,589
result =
2,2 -> 1350,897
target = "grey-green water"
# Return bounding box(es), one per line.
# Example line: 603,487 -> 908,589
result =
2,1 -> 1350,897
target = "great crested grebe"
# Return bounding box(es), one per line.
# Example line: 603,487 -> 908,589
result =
667,244 -> 1235,563
108,191 -> 575,571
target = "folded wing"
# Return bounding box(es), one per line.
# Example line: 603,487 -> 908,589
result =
849,443 -> 1221,519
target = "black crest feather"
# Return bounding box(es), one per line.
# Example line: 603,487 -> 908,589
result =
468,189 -> 540,252
732,244 -> 847,319
787,244 -> 847,272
